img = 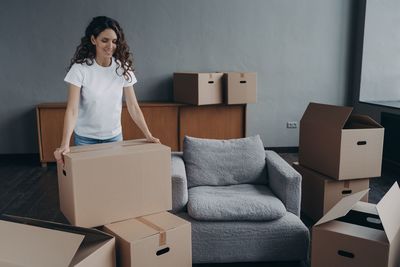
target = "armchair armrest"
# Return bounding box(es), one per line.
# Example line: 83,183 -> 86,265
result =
265,150 -> 302,217
171,152 -> 188,213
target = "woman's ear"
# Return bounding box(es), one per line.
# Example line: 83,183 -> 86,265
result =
90,35 -> 96,45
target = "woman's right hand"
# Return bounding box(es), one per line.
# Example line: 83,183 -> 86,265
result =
54,146 -> 70,166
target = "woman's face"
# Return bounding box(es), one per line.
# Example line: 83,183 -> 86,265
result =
91,28 -> 117,59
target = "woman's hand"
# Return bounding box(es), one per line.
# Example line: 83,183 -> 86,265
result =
146,135 -> 161,144
54,146 -> 70,166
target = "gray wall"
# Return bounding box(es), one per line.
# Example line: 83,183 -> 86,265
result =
0,0 -> 353,154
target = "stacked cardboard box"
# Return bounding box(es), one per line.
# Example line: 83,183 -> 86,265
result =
173,72 -> 257,105
0,139 -> 191,266
56,139 -> 192,267
296,103 -> 392,266
296,102 -> 384,222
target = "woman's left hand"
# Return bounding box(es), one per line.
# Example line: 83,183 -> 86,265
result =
146,135 -> 161,144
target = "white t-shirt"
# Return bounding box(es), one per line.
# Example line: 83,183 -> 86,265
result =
64,58 -> 137,139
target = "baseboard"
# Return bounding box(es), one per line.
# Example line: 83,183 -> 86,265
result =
265,147 -> 299,153
0,153 -> 40,165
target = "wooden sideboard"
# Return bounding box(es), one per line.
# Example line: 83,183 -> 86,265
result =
36,102 -> 246,166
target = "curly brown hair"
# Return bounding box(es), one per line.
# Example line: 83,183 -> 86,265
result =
68,16 -> 134,82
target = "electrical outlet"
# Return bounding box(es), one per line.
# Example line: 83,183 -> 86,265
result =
286,121 -> 298,128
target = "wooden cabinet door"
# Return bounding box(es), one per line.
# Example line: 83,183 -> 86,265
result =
37,107 -> 73,163
121,105 -> 179,151
179,105 -> 246,149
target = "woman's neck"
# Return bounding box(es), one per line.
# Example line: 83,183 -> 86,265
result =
95,56 -> 112,67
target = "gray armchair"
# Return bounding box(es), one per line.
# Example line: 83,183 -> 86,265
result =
170,136 -> 310,264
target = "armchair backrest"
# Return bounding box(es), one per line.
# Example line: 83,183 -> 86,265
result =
183,135 -> 267,188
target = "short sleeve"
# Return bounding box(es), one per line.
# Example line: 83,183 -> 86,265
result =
123,71 -> 137,87
64,63 -> 84,87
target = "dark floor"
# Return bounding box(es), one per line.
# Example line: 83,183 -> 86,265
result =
0,153 -> 399,267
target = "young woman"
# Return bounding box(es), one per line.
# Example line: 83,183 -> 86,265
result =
54,16 -> 159,164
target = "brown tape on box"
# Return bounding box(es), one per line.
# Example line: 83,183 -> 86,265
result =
136,217 -> 166,246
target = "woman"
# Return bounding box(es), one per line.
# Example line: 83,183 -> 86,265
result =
54,16 -> 159,165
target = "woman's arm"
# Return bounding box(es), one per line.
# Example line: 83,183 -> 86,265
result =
54,84 -> 81,164
123,86 -> 160,143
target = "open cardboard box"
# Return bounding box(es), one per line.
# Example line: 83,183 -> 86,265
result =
299,102 -> 384,180
103,211 -> 192,267
0,214 -> 115,267
311,182 -> 400,267
57,139 -> 172,228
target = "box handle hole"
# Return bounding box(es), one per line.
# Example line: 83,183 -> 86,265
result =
357,141 -> 367,145
62,170 -> 66,176
156,247 -> 170,256
342,189 -> 352,195
240,80 -> 247,84
366,217 -> 382,225
208,81 -> 214,84
338,250 -> 354,258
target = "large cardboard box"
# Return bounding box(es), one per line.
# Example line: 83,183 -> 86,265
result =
224,72 -> 257,104
299,102 -> 384,180
103,211 -> 192,267
173,72 -> 224,105
57,139 -> 172,228
293,162 -> 369,221
0,214 -> 115,267
311,182 -> 400,267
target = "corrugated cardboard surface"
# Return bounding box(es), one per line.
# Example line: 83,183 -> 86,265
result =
225,72 -> 257,104
293,162 -> 369,221
104,212 -> 192,267
173,72 -> 223,105
299,102 -> 384,180
0,215 -> 115,267
57,139 -> 172,228
311,183 -> 400,267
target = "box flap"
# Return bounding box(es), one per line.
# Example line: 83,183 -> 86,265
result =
68,139 -> 148,154
66,139 -> 169,160
301,102 -> 353,130
345,114 -> 383,129
315,189 -> 370,226
376,182 -> 400,243
0,218 -> 84,267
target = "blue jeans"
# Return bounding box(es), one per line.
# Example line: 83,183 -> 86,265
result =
74,132 -> 123,146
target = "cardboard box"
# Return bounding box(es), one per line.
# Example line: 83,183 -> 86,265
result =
173,72 -> 224,105
293,162 -> 369,221
57,139 -> 172,228
103,211 -> 192,267
224,72 -> 257,104
311,182 -> 400,267
299,102 -> 384,180
0,214 -> 115,267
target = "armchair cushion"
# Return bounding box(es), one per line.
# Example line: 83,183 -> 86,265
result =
183,135 -> 267,188
187,184 -> 286,221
